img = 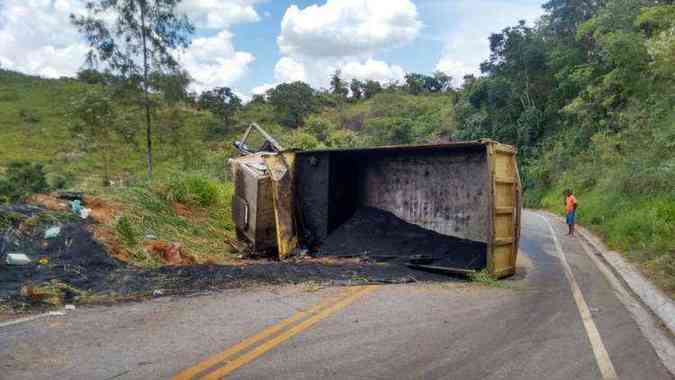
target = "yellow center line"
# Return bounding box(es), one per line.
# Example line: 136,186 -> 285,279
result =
202,285 -> 380,380
172,285 -> 378,380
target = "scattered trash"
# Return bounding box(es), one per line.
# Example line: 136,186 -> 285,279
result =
79,208 -> 91,219
70,200 -> 91,219
44,226 -> 61,239
144,234 -> 158,241
6,253 -> 31,265
38,256 -> 49,265
64,304 -> 76,310
70,199 -> 83,214
152,289 -> 163,297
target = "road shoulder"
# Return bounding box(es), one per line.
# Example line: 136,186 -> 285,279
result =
540,210 -> 675,376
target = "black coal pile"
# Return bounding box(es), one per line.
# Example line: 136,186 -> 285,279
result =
317,207 -> 487,270
0,204 -> 124,300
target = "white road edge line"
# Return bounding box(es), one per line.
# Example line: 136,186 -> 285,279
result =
0,311 -> 66,329
578,236 -> 675,376
538,213 -> 618,380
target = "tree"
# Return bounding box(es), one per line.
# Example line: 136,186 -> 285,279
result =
71,0 -> 194,178
363,80 -> 383,99
150,69 -> 192,105
404,73 -> 426,95
198,87 -> 242,131
330,70 -> 349,98
267,82 -> 317,128
68,87 -> 119,185
350,78 -> 364,100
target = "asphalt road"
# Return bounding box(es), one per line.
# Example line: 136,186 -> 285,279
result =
1,211 -> 672,379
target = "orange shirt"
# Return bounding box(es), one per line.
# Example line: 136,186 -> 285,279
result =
566,195 -> 577,213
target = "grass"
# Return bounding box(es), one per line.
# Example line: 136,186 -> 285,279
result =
0,69 -> 240,268
469,270 -> 509,288
107,175 -> 237,266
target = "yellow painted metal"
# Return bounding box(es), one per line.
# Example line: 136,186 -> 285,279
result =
263,152 -> 298,259
488,142 -> 520,278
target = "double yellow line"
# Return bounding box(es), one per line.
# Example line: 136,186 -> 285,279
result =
173,285 -> 380,380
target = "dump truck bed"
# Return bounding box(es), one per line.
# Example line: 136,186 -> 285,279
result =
291,140 -> 521,278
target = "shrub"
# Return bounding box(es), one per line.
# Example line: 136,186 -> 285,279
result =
164,174 -> 224,207
283,130 -> 323,150
0,161 -> 49,201
115,216 -> 138,247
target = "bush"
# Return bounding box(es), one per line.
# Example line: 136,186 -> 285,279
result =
164,174 -> 224,207
283,130 -> 323,150
115,216 -> 138,247
0,161 -> 49,201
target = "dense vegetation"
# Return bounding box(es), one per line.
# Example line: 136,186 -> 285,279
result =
0,0 -> 672,293
455,0 -> 675,293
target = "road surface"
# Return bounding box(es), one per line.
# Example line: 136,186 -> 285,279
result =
1,211 -> 672,379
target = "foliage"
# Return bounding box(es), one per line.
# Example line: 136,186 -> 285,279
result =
330,70 -> 349,98
71,0 -> 194,178
67,86 -> 119,184
164,174 -> 225,207
115,215 -> 138,247
198,86 -> 242,134
0,161 -> 49,202
266,81 -> 317,128
454,0 -> 675,294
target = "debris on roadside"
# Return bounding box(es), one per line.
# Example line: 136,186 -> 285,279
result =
6,253 -> 31,265
44,226 -> 61,239
143,240 -> 195,265
70,199 -> 91,219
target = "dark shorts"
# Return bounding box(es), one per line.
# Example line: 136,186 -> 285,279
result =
566,210 -> 576,225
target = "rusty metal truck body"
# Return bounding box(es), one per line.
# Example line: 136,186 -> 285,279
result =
232,140 -> 522,278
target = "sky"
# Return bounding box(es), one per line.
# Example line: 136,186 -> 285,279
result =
0,0 -> 545,99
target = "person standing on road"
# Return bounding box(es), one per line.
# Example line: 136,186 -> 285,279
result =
565,189 -> 578,236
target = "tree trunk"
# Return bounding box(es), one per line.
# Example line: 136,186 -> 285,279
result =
140,3 -> 153,178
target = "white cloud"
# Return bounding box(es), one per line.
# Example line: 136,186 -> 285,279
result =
274,57 -> 307,83
0,0 -> 88,78
433,0 -> 544,86
251,83 -> 275,95
0,0 -> 260,93
434,58 -> 478,87
278,0 -> 421,58
261,0 -> 419,92
341,59 -> 405,84
177,30 -> 255,93
178,0 -> 262,29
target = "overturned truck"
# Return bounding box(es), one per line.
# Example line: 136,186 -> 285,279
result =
231,133 -> 521,278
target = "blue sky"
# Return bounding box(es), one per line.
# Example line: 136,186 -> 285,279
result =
0,0 -> 545,98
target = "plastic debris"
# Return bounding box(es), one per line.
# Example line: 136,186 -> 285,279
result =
79,208 -> 91,219
6,253 -> 31,265
64,304 -> 76,310
70,199 -> 83,214
44,226 -> 61,239
152,289 -> 164,297
70,200 -> 91,219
